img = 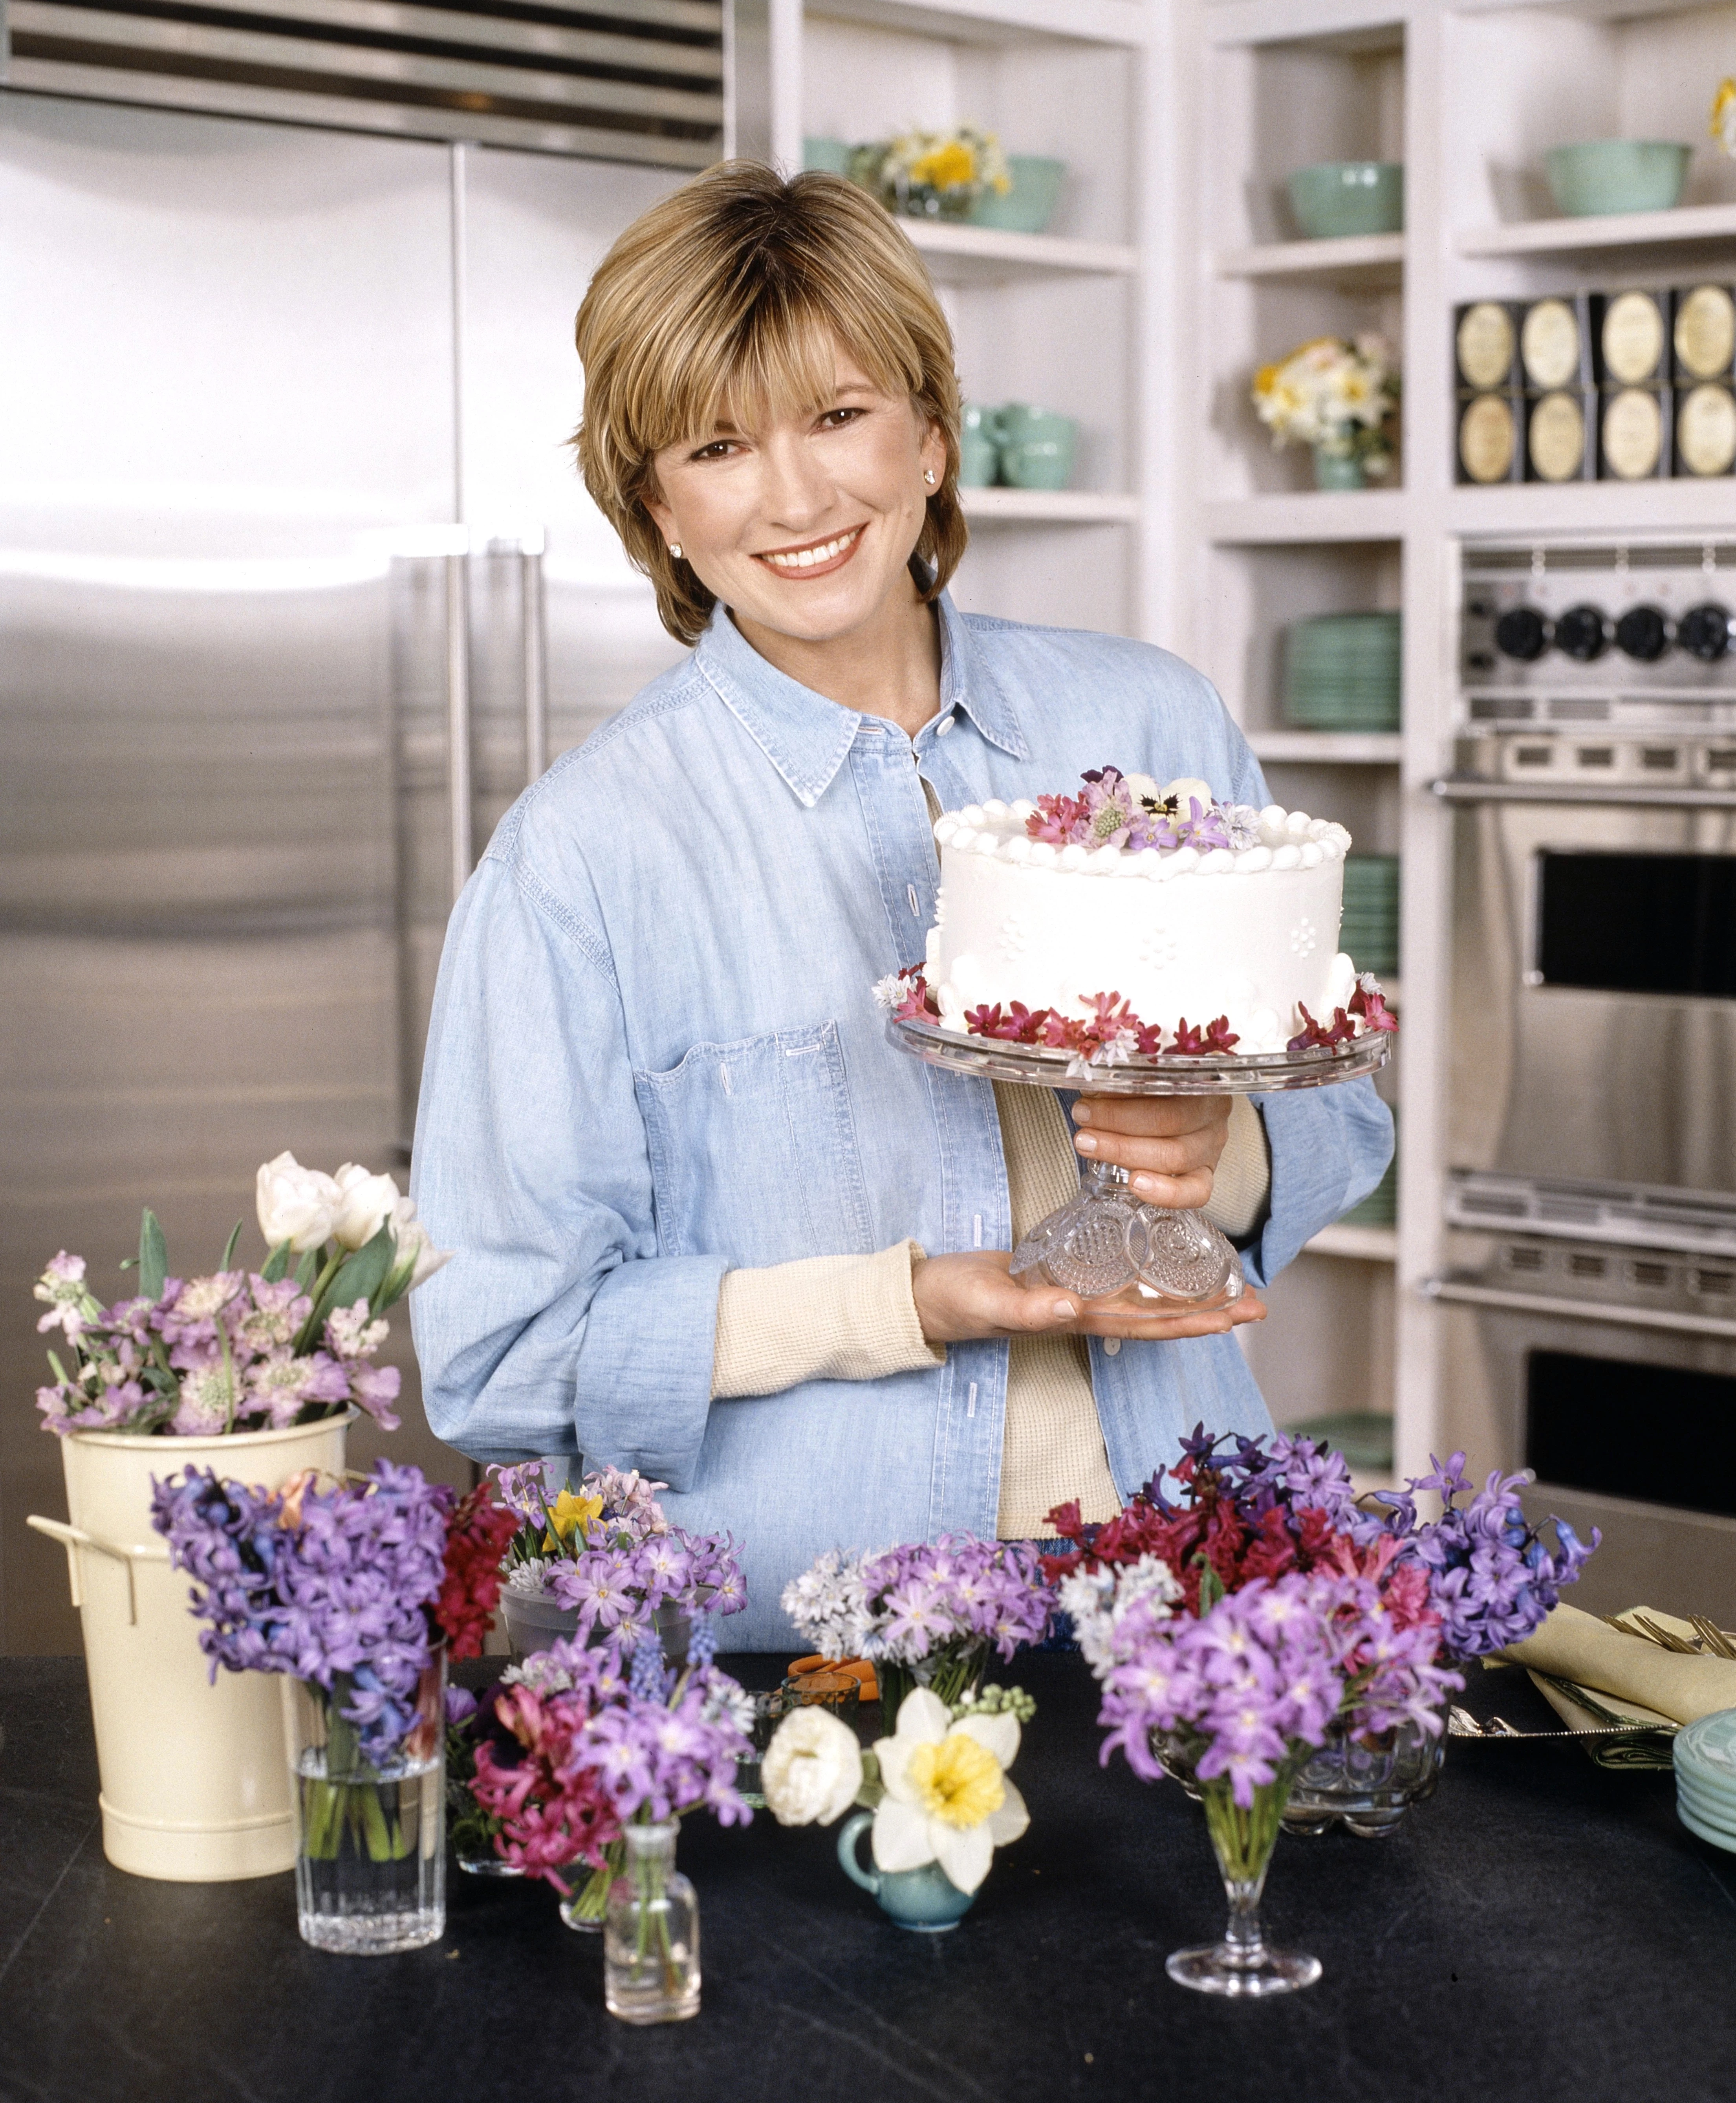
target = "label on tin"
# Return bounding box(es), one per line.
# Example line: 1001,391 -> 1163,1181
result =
1458,302 -> 1515,388
1529,391 -> 1585,481
1676,286 -> 1736,380
1522,299 -> 1581,390
1679,383 -> 1736,476
1601,388 -> 1661,479
1459,393 -> 1516,482
1602,291 -> 1665,384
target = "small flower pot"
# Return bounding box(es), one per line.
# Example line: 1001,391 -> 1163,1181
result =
1313,448 -> 1366,491
836,1811 -> 976,1931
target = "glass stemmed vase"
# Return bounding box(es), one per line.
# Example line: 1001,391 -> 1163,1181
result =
1166,1756 -> 1321,1998
889,1022 -> 1389,1313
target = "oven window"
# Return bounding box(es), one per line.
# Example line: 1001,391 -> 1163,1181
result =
1536,851 -> 1736,998
1527,1348 -> 1736,1515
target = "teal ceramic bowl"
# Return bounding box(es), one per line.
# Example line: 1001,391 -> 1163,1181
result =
969,155 -> 1066,234
1287,161 -> 1404,239
1544,140 -> 1690,217
802,136 -> 852,175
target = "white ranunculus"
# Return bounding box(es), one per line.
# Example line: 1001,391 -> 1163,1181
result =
255,1152 -> 341,1255
761,1707 -> 864,1828
388,1195 -> 452,1289
870,1687 -> 1028,1895
330,1163 -> 402,1253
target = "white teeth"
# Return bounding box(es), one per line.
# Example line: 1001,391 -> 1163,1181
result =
763,529 -> 857,571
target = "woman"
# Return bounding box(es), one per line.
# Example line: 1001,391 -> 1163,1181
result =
409,163 -> 1392,1648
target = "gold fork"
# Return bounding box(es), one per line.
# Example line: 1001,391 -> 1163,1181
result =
1603,1611 -> 1702,1653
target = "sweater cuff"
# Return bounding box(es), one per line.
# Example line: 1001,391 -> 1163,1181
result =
1202,1095 -> 1272,1244
711,1240 -> 945,1401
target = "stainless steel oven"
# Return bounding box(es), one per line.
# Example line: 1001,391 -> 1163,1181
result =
1430,541 -> 1736,1617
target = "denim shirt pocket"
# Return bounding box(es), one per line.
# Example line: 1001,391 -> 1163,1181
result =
633,1020 -> 875,1266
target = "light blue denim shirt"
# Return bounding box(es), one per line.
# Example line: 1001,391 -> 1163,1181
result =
410,592 -> 1393,1647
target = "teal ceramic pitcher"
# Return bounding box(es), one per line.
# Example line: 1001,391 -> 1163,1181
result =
837,1812 -> 976,1932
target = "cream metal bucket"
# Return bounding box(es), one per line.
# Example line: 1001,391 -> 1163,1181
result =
29,1411 -> 353,1881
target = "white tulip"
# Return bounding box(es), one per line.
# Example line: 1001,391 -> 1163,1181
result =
331,1163 -> 402,1253
761,1707 -> 864,1828
255,1152 -> 341,1255
388,1195 -> 453,1289
869,1687 -> 1028,1895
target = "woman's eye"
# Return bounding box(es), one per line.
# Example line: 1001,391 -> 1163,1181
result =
819,407 -> 865,430
689,439 -> 737,461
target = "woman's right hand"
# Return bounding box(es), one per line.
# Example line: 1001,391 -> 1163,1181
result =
910,1250 -> 1264,1346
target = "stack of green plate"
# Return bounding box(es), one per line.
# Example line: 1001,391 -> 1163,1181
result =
1283,612 -> 1401,732
1341,854 -> 1399,978
1673,1709 -> 1736,1852
1285,1411 -> 1395,1474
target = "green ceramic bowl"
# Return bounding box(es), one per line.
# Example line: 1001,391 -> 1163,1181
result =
802,136 -> 852,175
1286,161 -> 1404,239
969,155 -> 1066,233
1544,140 -> 1690,218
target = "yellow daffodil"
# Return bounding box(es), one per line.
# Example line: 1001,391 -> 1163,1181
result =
870,1687 -> 1028,1894
542,1487 -> 604,1551
1714,79 -> 1736,157
911,140 -> 975,192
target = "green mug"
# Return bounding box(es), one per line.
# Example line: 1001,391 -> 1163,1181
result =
960,403 -> 1002,487
997,403 -> 1076,491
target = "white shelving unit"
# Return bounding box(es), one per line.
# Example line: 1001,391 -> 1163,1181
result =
1168,0 -> 1736,1484
748,0 -> 1165,639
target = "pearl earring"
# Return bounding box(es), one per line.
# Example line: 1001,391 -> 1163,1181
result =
669,543 -> 683,559
923,470 -> 937,486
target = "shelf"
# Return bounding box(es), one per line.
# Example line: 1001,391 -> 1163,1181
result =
1203,491 -> 1407,544
960,487 -> 1140,523
1456,200 -> 1736,263
1445,479 -> 1736,539
1306,1222 -> 1397,1263
805,0 -> 1150,49
1249,731 -> 1401,764
1214,232 -> 1403,291
903,218 -> 1138,282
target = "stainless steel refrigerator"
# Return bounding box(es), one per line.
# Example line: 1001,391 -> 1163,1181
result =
0,90 -> 689,1650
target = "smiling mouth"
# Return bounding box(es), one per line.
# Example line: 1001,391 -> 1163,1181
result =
753,525 -> 866,577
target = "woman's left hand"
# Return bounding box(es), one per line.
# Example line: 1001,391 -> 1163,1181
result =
1068,1093 -> 1231,1210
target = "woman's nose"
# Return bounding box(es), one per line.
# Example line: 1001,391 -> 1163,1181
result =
757,434 -> 833,529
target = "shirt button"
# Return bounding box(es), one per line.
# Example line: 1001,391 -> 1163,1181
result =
1102,1337 -> 1121,1356
936,714 -> 955,736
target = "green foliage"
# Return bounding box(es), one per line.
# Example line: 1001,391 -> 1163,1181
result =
260,1239 -> 294,1285
220,1220 -> 244,1271
138,1209 -> 167,1303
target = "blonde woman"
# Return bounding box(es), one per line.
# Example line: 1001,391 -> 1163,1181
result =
410,163 -> 1392,1647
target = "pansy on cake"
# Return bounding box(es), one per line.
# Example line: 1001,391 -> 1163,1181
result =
875,766 -> 1396,1066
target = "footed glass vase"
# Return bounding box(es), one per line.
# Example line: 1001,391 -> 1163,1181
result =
1168,1771 -> 1321,1997
1009,1160 -> 1243,1312
286,1652 -> 446,1955
604,1822 -> 700,2025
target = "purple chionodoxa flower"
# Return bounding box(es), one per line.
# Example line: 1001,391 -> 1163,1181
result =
857,1535 -> 1053,1665
150,1458 -> 452,1763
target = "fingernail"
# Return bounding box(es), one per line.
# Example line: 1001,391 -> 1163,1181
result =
1074,1133 -> 1098,1154
1132,1173 -> 1165,1196
1071,1103 -> 1091,1125
1051,1300 -> 1075,1320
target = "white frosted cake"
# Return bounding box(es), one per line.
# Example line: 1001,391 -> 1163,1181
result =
915,768 -> 1367,1057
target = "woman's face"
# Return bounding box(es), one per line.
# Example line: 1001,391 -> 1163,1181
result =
644,343 -> 946,646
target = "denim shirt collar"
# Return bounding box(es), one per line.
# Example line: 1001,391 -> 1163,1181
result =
691,589 -> 1028,808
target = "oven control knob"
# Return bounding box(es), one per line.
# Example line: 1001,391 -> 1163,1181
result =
1494,606 -> 1549,661
1678,602 -> 1734,662
1615,604 -> 1670,661
1553,604 -> 1608,661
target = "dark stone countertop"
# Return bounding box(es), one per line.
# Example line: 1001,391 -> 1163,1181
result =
3,1651 -> 1735,2103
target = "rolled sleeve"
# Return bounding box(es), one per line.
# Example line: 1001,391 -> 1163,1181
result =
409,841 -> 724,1489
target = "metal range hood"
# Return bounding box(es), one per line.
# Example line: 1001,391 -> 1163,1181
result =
1,0 -> 724,166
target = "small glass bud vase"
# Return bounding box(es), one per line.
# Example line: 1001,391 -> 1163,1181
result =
286,1650 -> 446,1955
604,1821 -> 700,2025
1167,1770 -> 1321,1998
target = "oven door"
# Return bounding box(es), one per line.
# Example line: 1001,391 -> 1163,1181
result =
1440,1291 -> 1736,1622
1451,798 -> 1736,1191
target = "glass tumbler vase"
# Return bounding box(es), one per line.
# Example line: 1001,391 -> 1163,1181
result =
1167,1771 -> 1321,1997
604,1821 -> 700,2024
286,1652 -> 446,1955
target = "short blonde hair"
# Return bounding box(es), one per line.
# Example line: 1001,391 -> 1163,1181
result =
573,161 -> 966,646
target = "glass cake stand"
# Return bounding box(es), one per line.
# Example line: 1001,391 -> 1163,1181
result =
889,1018 -> 1390,1313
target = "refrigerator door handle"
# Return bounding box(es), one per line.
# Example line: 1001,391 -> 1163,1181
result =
521,531 -> 548,788
446,544 -> 474,901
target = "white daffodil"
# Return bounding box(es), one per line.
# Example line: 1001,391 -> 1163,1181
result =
870,1687 -> 1028,1895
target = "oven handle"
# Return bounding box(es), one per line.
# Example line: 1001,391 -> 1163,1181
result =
1430,776 -> 1736,810
1421,1272 -> 1736,1341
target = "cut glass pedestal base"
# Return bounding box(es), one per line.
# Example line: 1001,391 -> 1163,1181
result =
1008,1161 -> 1244,1311
1165,1939 -> 1323,1997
